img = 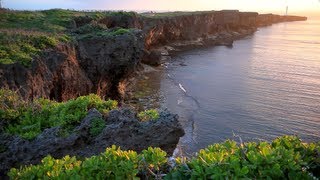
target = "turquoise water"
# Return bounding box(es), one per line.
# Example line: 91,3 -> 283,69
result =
133,19 -> 320,154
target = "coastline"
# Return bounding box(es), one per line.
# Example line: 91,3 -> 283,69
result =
0,9 -> 309,176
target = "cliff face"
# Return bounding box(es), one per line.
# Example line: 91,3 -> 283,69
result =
76,30 -> 144,100
0,45 -> 92,101
257,14 -> 308,26
142,12 -> 306,49
138,11 -> 306,65
0,10 -> 307,101
142,11 -> 258,49
0,31 -> 144,101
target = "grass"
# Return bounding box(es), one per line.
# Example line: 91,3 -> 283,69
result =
141,10 -> 217,18
0,9 -> 136,66
0,9 -> 78,66
0,32 -> 63,66
0,9 -> 137,34
0,9 -> 101,33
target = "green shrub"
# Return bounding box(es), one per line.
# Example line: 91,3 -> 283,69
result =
0,49 -> 9,58
8,155 -> 82,179
8,145 -> 142,179
110,28 -> 131,36
167,136 -> 320,179
0,58 -> 14,64
2,91 -> 118,140
140,147 -> 167,171
0,89 -> 28,123
76,26 -> 132,40
138,109 -> 159,122
89,117 -> 106,136
32,35 -> 58,49
73,23 -> 107,35
8,136 -> 320,179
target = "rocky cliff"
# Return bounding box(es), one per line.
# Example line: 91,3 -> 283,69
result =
257,14 -> 307,26
0,30 -> 144,101
0,10 -> 307,100
138,11 -> 307,65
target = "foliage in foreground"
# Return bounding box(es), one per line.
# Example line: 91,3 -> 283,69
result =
0,89 -> 118,140
8,136 -> 320,179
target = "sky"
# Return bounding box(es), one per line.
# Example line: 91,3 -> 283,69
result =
2,0 -> 320,16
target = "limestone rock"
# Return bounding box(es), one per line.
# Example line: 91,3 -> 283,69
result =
0,108 -> 184,176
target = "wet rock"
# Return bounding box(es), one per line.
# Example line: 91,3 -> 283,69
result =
0,108 -> 184,176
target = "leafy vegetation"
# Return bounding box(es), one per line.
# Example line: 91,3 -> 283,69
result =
0,89 -> 28,123
72,21 -> 132,40
89,117 -> 106,136
137,109 -> 160,122
8,136 -> 320,179
167,136 -> 320,179
0,32 -> 62,66
8,145 -> 167,179
0,89 -> 117,140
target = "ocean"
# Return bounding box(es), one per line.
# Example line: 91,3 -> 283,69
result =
132,18 -> 320,154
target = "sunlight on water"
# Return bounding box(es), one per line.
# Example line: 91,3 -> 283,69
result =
131,20 -> 320,154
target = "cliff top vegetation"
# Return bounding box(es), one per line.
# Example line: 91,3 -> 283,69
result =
141,10 -> 217,18
0,9 -> 136,66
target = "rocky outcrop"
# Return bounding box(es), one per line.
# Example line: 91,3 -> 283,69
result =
0,108 -> 184,176
0,45 -> 92,101
76,30 -> 144,99
0,30 -> 144,101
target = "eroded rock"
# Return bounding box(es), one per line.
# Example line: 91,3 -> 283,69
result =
0,108 -> 184,176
